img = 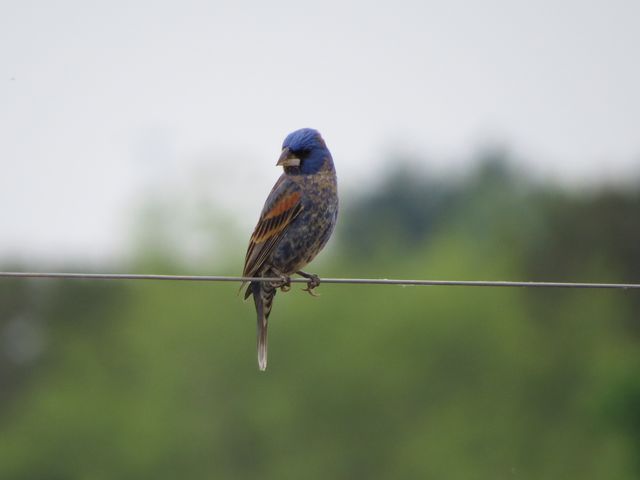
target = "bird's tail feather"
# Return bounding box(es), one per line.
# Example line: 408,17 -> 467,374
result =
250,280 -> 276,371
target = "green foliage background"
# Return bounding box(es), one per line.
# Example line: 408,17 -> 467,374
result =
1,157 -> 639,478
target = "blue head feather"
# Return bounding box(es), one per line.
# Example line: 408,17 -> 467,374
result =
282,128 -> 333,174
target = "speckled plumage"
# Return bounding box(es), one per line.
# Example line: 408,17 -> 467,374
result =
242,128 -> 338,371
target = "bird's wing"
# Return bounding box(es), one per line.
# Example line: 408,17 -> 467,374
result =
243,175 -> 304,279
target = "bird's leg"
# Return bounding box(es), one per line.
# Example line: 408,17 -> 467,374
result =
296,270 -> 321,296
269,267 -> 291,292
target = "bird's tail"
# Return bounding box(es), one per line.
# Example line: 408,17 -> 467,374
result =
246,280 -> 276,371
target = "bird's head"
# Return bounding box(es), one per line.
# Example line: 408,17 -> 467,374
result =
277,128 -> 334,175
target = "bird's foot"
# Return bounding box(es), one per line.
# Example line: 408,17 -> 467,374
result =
276,275 -> 291,292
297,271 -> 321,296
268,267 -> 292,292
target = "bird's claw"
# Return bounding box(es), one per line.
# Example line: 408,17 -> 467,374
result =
302,274 -> 321,296
275,275 -> 291,292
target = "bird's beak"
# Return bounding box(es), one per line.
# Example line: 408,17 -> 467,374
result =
276,147 -> 301,167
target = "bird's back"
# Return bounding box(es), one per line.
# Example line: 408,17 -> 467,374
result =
268,169 -> 338,274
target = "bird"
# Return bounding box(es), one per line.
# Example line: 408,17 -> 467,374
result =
242,128 -> 339,371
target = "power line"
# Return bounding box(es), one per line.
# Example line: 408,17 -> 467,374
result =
0,272 -> 639,290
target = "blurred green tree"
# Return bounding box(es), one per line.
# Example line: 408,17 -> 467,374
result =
1,154 -> 639,479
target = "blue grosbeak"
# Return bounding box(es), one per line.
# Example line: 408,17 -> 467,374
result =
243,128 -> 338,371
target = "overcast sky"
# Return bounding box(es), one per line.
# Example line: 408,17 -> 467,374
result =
1,0 -> 639,263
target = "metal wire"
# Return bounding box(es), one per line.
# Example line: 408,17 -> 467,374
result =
0,272 -> 638,289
